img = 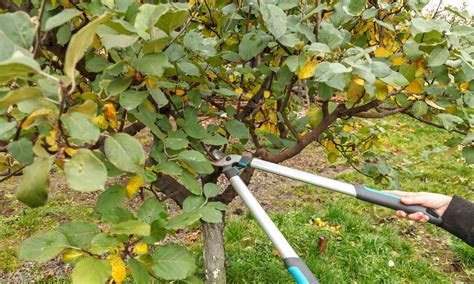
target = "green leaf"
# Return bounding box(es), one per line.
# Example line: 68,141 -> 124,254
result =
64,13 -> 112,81
106,77 -> 132,97
72,257 -> 111,284
57,24 -> 72,46
0,53 -> 41,84
183,195 -> 205,212
110,220 -> 151,236
314,62 -> 351,83
7,138 -> 33,164
16,157 -> 52,208
412,101 -> 428,118
156,9 -> 189,35
119,90 -> 148,111
101,34 -> 138,50
0,119 -> 16,141
0,87 -> 43,109
44,9 -> 82,31
204,183 -> 220,198
18,231 -> 69,263
343,0 -> 367,16
178,170 -> 201,195
138,198 -> 167,224
143,219 -> 167,244
0,11 -> 35,48
165,137 -> 189,150
134,4 -> 169,39
307,42 -> 331,53
462,146 -> 474,165
182,31 -> 217,58
58,221 -> 100,248
199,206 -> 222,223
89,233 -> 119,255
129,258 -> 151,284
131,53 -> 170,77
178,150 -> 214,175
225,120 -> 249,139
427,46 -> 449,67
318,22 -> 344,50
95,185 -> 126,215
410,18 -> 450,37
61,112 -> 100,145
239,30 -> 272,61
183,120 -> 208,139
177,61 -> 201,76
64,149 -> 107,192
381,72 -> 409,88
102,207 -> 136,224
437,114 -> 464,130
104,133 -> 145,173
151,244 -> 196,280
260,3 -> 287,39
202,134 -> 227,146
165,210 -> 201,230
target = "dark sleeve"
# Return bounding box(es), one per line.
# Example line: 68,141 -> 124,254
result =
439,196 -> 474,247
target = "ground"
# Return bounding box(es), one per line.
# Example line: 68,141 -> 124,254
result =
0,115 -> 473,282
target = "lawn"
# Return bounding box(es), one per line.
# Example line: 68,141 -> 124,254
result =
0,114 -> 472,282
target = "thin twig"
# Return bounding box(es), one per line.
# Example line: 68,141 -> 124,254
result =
0,166 -> 25,183
33,0 -> 47,58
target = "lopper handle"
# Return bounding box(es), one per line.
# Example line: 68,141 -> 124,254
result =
354,185 -> 443,225
284,257 -> 319,284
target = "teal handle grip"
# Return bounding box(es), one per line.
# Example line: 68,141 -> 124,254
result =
354,185 -> 443,225
284,257 -> 319,284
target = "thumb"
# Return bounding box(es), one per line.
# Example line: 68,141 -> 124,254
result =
400,195 -> 430,207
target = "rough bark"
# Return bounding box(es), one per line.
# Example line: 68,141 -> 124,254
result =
202,219 -> 226,284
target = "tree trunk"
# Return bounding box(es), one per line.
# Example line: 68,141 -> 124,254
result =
202,219 -> 226,284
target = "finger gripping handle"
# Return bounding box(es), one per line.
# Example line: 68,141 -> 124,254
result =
354,185 -> 443,225
284,257 -> 319,284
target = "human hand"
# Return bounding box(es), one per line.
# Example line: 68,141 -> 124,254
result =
385,191 -> 452,223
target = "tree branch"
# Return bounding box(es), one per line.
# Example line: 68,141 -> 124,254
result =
402,111 -> 468,135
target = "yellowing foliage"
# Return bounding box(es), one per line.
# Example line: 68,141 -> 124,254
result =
108,255 -> 127,284
391,56 -> 405,66
298,60 -> 318,79
405,78 -> 425,94
235,87 -> 243,95
374,47 -> 392,58
133,243 -> 148,255
126,175 -> 144,197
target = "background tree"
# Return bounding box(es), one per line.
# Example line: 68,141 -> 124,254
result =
0,0 -> 472,282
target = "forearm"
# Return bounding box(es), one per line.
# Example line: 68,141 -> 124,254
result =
439,196 -> 474,247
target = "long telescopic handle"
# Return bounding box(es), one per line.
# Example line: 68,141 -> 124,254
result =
248,158 -> 443,225
224,169 -> 319,284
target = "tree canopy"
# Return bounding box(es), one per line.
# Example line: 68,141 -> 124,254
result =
0,0 -> 473,282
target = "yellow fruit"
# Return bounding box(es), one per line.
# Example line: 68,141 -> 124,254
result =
108,255 -> 127,284
126,175 -> 145,197
133,243 -> 148,255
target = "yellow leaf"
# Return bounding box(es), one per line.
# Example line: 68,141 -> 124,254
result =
207,71 -> 217,80
103,103 -> 116,121
343,125 -> 351,132
22,109 -> 53,129
374,47 -> 392,58
364,139 -> 372,150
126,175 -> 144,197
176,89 -> 185,96
263,90 -> 271,98
327,140 -> 335,151
108,255 -> 127,284
144,99 -> 155,113
235,87 -> 243,95
45,129 -> 58,150
62,249 -> 84,263
460,82 -> 469,92
133,243 -> 148,255
243,92 -> 254,100
298,60 -> 318,79
65,148 -> 77,157
92,114 -> 108,129
391,56 -> 405,66
68,100 -> 98,117
405,78 -> 425,94
347,76 -> 365,102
